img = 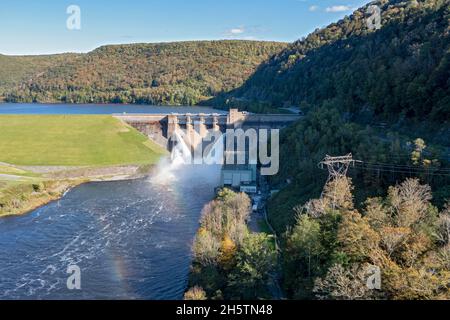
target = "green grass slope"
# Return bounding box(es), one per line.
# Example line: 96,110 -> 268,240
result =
0,115 -> 165,166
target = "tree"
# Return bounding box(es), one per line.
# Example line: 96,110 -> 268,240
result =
387,178 -> 433,228
379,226 -> 410,258
336,210 -> 380,263
313,264 -> 377,300
188,189 -> 253,299
227,233 -> 276,299
193,227 -> 220,267
284,176 -> 450,300
287,214 -> 323,277
411,138 -> 427,165
436,202 -> 450,245
364,197 -> 390,231
184,286 -> 207,300
219,235 -> 237,271
322,177 -> 355,211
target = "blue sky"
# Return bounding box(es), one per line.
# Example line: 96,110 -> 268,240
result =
0,0 -> 369,55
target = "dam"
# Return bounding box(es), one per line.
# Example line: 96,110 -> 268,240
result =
115,109 -> 301,193
114,109 -> 302,150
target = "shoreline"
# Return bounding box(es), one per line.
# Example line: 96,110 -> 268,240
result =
0,163 -> 158,219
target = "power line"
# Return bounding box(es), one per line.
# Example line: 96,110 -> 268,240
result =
317,155 -> 450,177
357,162 -> 450,171
352,162 -> 450,177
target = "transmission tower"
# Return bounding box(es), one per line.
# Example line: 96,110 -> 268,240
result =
319,154 -> 360,184
318,154 -> 362,207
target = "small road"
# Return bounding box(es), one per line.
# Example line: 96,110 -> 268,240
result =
256,175 -> 285,300
0,174 -> 23,181
248,207 -> 262,233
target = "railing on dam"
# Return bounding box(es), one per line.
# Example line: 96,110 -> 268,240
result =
113,108 -> 301,127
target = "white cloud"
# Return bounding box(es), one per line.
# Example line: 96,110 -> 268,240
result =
325,5 -> 352,13
309,5 -> 319,12
224,26 -> 264,40
229,28 -> 245,35
242,36 -> 258,40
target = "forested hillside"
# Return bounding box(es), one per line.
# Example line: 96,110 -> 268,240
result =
0,53 -> 80,97
1,41 -> 286,105
247,0 -> 450,234
213,0 -> 449,123
230,0 -> 450,300
269,106 -> 449,232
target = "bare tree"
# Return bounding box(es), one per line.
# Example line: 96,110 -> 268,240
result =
388,179 -> 432,228
364,197 -> 391,231
380,227 -> 410,257
322,177 -> 355,211
313,264 -> 376,300
193,229 -> 220,266
436,202 -> 450,245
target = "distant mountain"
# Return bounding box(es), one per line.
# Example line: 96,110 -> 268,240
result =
0,41 -> 287,105
214,0 -> 449,123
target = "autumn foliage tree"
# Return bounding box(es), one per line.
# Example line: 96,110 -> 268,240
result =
286,177 -> 450,300
188,189 -> 278,299
184,286 -> 207,301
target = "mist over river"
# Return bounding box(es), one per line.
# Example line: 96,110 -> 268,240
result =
0,163 -> 221,300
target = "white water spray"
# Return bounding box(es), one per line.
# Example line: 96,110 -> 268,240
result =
152,129 -> 222,185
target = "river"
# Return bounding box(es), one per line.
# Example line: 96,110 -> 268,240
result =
0,104 -> 223,299
0,163 -> 221,300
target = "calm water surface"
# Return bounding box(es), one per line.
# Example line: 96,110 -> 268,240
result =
0,103 -> 225,115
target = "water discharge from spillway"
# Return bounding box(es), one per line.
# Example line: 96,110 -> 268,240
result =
154,128 -> 223,186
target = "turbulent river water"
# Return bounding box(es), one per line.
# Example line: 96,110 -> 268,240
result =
0,162 -> 221,300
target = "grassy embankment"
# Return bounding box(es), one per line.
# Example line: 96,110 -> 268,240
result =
0,115 -> 166,217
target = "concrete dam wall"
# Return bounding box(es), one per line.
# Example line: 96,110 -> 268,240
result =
114,109 -> 302,151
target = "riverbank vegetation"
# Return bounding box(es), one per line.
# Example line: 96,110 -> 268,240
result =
0,163 -> 152,218
187,177 -> 449,300
0,162 -> 78,217
0,177 -> 82,217
186,189 -> 277,300
0,41 -> 286,105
